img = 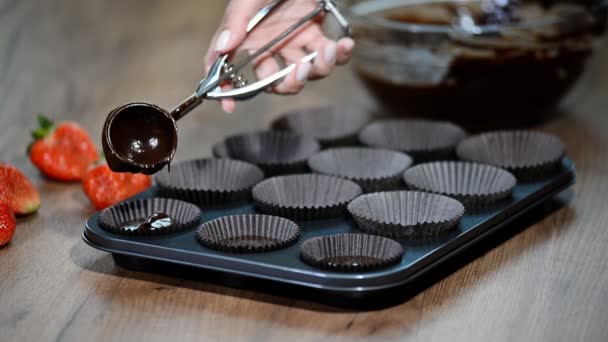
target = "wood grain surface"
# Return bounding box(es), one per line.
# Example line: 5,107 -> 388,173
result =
0,0 -> 607,341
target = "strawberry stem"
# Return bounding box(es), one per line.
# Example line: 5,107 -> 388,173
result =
38,115 -> 53,129
32,115 -> 54,139
27,114 -> 55,155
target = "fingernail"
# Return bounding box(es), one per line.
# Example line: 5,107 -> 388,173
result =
325,43 -> 337,65
296,62 -> 311,82
222,102 -> 234,114
342,38 -> 355,52
216,30 -> 231,52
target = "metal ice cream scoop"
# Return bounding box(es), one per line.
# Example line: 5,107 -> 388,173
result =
102,0 -> 351,175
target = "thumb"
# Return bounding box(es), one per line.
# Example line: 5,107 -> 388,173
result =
214,0 -> 267,54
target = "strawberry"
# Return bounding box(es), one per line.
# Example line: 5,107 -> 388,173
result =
29,115 -> 99,181
0,201 -> 16,247
0,186 -> 8,203
83,163 -> 152,210
0,163 -> 41,215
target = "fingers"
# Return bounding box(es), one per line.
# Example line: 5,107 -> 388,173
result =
274,49 -> 311,94
221,99 -> 236,113
204,0 -> 265,72
204,29 -> 221,73
206,0 -> 266,113
306,37 -> 356,77
336,37 -> 355,65
203,0 -> 357,106
254,56 -> 281,84
305,37 -> 336,80
252,35 -> 354,95
254,50 -> 312,95
216,0 -> 266,54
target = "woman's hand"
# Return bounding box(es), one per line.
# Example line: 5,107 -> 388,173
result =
204,0 -> 355,113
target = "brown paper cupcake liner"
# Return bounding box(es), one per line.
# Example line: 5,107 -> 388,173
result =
456,130 -> 566,180
403,161 -> 517,208
99,198 -> 202,236
196,214 -> 301,253
308,147 -> 412,193
299,233 -> 404,272
358,119 -> 467,162
252,174 -> 362,220
212,130 -> 320,176
271,105 -> 372,148
347,191 -> 465,239
154,158 -> 264,205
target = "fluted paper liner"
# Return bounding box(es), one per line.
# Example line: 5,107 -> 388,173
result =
271,106 -> 371,147
252,174 -> 362,220
456,130 -> 565,180
155,158 -> 264,205
347,191 -> 464,239
308,147 -> 412,193
299,233 -> 404,272
196,214 -> 301,253
403,161 -> 517,207
212,130 -> 320,176
99,198 -> 202,236
358,119 -> 467,161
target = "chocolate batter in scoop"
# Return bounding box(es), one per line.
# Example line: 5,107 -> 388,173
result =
102,103 -> 179,175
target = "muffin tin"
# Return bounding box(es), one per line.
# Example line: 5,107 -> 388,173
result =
84,122 -> 575,303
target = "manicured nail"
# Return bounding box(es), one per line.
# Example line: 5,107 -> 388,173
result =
325,42 -> 337,65
296,62 -> 311,82
342,38 -> 355,53
222,101 -> 234,114
216,30 -> 231,52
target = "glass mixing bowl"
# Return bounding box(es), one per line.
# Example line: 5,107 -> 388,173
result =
342,0 -> 606,129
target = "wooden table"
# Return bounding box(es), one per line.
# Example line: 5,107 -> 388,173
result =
1,0 -> 607,341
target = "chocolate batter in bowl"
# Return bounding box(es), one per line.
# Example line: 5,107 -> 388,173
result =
343,0 -> 606,130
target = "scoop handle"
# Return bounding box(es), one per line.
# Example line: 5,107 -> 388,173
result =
170,93 -> 203,121
171,55 -> 229,121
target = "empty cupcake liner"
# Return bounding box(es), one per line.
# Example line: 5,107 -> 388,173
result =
252,174 -> 362,220
347,191 -> 465,239
299,233 -> 404,272
99,198 -> 202,236
212,130 -> 320,176
196,214 -> 301,253
358,119 -> 467,162
456,130 -> 566,180
308,147 -> 413,193
403,161 -> 517,208
154,158 -> 264,205
271,105 -> 372,147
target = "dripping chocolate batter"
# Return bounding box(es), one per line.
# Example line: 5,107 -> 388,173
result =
121,212 -> 173,233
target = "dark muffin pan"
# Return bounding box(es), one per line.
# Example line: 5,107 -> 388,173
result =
83,159 -> 574,301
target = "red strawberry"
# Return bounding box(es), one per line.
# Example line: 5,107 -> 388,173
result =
29,115 -> 99,181
83,163 -> 152,210
0,201 -> 16,247
0,163 -> 40,215
0,186 -> 8,203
